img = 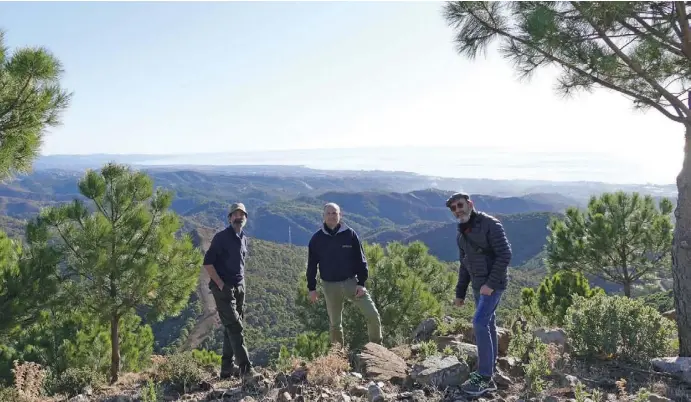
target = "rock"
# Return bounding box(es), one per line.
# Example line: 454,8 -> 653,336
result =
349,385 -> 369,396
493,371 -> 513,388
350,371 -> 363,379
662,309 -> 676,321
647,393 -> 672,402
410,355 -> 470,389
367,381 -> 385,402
206,388 -> 242,400
455,342 -> 478,369
411,390 -> 425,402
69,396 -> 89,402
355,342 -> 408,384
533,328 -> 569,351
279,391 -> 293,402
338,393 -> 352,402
459,325 -> 511,355
390,345 -> 413,360
651,356 -> 691,384
291,366 -> 308,383
432,334 -> 463,351
275,372 -> 289,386
543,397 -> 559,402
496,356 -> 523,378
497,327 -> 511,355
241,397 -> 256,402
412,318 -> 438,342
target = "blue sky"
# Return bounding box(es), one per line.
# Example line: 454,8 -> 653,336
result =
0,1 -> 684,179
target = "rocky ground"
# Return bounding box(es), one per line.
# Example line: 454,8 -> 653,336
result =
20,319 -> 691,402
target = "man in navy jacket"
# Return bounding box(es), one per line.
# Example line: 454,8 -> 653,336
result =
306,202 -> 382,346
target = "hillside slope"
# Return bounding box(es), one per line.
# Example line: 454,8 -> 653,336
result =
405,212 -> 560,265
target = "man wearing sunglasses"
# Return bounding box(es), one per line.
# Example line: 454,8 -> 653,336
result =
445,192 -> 512,397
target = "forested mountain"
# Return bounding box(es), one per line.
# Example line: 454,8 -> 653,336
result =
0,167 -> 667,367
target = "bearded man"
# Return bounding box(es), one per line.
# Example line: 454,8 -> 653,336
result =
446,192 -> 512,396
203,202 -> 260,381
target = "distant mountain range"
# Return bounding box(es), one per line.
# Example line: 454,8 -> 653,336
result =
0,163 -> 675,364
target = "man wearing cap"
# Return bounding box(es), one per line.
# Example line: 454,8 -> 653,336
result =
446,192 -> 512,396
203,202 -> 259,380
306,202 -> 382,347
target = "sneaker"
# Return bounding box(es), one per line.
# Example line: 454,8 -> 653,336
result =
461,371 -> 497,396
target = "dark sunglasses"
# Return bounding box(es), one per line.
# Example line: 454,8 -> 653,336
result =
449,203 -> 465,211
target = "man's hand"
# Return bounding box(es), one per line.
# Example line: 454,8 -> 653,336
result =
454,298 -> 464,307
309,290 -> 319,303
355,286 -> 366,298
480,284 -> 494,296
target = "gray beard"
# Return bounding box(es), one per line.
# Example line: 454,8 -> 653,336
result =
232,220 -> 246,231
458,214 -> 471,224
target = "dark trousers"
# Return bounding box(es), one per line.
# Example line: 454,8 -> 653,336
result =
209,281 -> 251,373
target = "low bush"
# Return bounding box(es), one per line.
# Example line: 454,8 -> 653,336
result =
565,293 -> 676,364
52,367 -> 106,398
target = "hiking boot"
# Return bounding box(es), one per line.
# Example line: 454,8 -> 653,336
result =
461,371 -> 497,396
220,364 -> 240,379
240,366 -> 263,383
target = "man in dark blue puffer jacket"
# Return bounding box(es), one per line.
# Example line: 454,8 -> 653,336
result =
446,192 -> 512,396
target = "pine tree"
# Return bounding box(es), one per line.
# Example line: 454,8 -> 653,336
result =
28,162 -> 202,383
546,191 -> 673,297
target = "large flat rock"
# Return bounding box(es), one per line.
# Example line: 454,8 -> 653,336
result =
651,356 -> 691,384
354,342 -> 408,384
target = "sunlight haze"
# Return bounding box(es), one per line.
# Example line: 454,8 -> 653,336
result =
0,1 -> 683,183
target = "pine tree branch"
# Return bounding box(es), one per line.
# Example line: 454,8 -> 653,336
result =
628,15 -> 685,56
458,3 -> 688,124
572,1 -> 690,117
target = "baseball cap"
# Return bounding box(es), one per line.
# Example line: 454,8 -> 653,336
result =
445,192 -> 470,208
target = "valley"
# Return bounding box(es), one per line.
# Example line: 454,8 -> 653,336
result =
0,165 -> 675,367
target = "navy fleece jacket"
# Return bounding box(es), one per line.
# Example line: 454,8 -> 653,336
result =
306,223 -> 368,291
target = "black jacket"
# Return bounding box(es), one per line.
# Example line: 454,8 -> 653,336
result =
203,227 -> 248,286
306,223 -> 368,291
455,211 -> 512,299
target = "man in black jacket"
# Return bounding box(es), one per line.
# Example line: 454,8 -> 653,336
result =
306,202 -> 382,347
203,202 -> 260,381
446,192 -> 512,396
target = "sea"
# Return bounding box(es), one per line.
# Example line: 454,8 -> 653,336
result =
129,146 -> 680,186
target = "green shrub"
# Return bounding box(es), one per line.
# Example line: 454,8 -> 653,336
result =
418,340 -> 438,358
140,379 -> 163,402
52,367 -> 106,398
157,352 -> 206,394
293,332 -> 330,361
565,293 -> 676,364
521,271 -> 603,326
191,349 -> 221,371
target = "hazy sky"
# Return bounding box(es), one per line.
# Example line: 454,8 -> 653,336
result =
0,1 -> 684,174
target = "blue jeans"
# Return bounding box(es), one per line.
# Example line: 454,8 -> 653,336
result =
473,289 -> 503,378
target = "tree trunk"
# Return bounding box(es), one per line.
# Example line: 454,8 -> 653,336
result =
623,281 -> 632,298
110,314 -> 120,384
673,126 -> 691,357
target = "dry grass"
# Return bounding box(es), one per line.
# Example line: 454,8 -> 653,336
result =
12,361 -> 47,402
306,347 -> 350,387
